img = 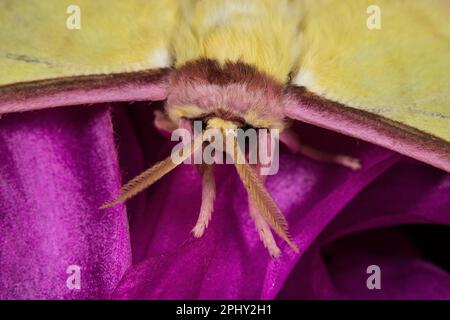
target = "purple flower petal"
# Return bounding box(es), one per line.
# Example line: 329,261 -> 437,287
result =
0,106 -> 131,299
278,229 -> 450,299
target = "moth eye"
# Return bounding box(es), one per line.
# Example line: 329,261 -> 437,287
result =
201,119 -> 208,131
241,123 -> 254,131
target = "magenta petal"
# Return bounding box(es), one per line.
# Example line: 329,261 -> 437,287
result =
0,106 -> 131,299
278,229 -> 450,299
325,230 -> 450,299
112,232 -> 217,299
278,160 -> 450,300
322,161 -> 450,242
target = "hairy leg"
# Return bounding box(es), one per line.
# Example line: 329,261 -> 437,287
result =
192,164 -> 216,238
280,128 -> 361,170
153,110 -> 177,135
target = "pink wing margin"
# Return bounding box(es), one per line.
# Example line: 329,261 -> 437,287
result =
286,88 -> 450,173
0,70 -> 169,114
2,75 -> 448,173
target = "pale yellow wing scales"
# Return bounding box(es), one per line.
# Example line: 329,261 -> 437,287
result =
294,0 -> 450,141
0,0 -> 179,85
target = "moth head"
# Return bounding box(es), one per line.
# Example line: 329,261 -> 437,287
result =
165,59 -> 289,131
165,103 -> 287,132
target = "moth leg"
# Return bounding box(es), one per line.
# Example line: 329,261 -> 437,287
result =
280,128 -> 361,170
153,110 -> 177,135
192,164 -> 216,238
248,198 -> 281,258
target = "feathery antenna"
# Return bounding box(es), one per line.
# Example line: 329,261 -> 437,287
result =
100,135 -> 203,209
233,141 -> 298,253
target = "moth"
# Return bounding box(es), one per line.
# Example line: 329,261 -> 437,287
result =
0,0 -> 449,257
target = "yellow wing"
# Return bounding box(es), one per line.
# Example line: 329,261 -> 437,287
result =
292,0 -> 450,142
0,0 -> 179,86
